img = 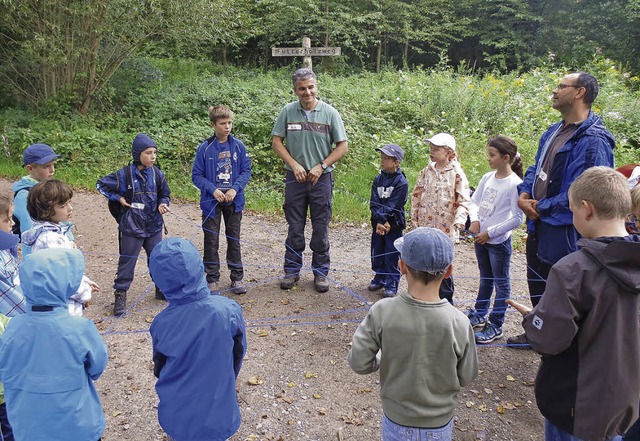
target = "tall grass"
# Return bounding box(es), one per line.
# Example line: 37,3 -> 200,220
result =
1,57 -> 638,224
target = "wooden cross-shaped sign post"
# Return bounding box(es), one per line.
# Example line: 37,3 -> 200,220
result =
272,37 -> 341,70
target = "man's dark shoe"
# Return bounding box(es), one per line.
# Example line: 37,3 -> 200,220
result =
207,281 -> 219,294
230,280 -> 247,295
314,274 -> 330,293
506,332 -> 531,349
113,290 -> 127,316
383,288 -> 396,298
280,274 -> 300,290
155,286 -> 166,300
368,281 -> 384,291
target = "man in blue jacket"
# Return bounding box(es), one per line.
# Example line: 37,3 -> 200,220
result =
149,238 -> 246,441
0,248 -> 108,441
507,72 -> 615,347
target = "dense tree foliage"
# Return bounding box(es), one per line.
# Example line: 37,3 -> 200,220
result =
1,0 -> 639,113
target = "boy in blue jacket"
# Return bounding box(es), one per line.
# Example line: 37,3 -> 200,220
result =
192,105 -> 252,295
0,248 -> 108,441
149,238 -> 246,441
368,144 -> 408,297
97,133 -> 171,316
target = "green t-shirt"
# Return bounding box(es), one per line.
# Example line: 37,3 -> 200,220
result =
272,99 -> 347,172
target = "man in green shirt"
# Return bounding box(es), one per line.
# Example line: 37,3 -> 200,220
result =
272,68 -> 348,292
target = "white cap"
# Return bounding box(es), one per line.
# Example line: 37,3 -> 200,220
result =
426,133 -> 456,151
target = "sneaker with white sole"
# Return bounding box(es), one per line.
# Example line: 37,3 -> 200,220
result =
475,323 -> 503,344
466,309 -> 487,329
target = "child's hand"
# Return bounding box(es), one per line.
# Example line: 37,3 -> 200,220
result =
88,281 -> 100,293
474,231 -> 490,244
158,203 -> 170,214
224,189 -> 237,202
469,221 -> 480,234
506,299 -> 531,316
119,197 -> 131,208
376,223 -> 386,235
213,189 -> 226,203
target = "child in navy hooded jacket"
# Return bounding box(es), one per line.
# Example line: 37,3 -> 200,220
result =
97,133 -> 171,316
149,237 -> 246,441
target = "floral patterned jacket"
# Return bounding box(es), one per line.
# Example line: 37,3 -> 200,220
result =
411,160 -> 471,243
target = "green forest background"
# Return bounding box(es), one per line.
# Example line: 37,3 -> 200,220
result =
1,0 -> 639,223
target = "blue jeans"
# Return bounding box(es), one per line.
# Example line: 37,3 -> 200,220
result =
370,227 -> 402,291
114,230 -> 162,291
283,170 -> 333,276
474,238 -> 512,328
382,415 -> 452,441
0,402 -> 14,441
545,419 -> 622,441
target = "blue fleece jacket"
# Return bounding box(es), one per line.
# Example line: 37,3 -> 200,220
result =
0,248 -> 107,441
370,168 -> 408,229
192,134 -> 252,215
149,238 -> 246,441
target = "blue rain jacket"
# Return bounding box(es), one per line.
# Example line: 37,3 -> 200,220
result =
518,111 -> 614,264
0,248 -> 107,441
370,168 -> 408,229
149,238 -> 247,441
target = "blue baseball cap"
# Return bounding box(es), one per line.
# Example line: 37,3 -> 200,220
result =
394,227 -> 453,274
375,143 -> 404,162
23,143 -> 60,166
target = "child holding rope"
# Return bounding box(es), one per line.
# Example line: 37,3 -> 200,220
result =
466,135 -> 525,344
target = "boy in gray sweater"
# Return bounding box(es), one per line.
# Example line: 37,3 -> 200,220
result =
348,227 -> 478,440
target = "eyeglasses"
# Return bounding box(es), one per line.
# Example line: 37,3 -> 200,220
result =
556,83 -> 581,90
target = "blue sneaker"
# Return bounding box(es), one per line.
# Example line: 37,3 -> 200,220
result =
475,323 -> 503,344
466,309 -> 487,329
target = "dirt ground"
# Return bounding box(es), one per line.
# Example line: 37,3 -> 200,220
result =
1,177 -> 544,441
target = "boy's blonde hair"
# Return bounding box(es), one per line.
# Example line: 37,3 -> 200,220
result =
631,186 -> 640,212
208,105 -> 234,124
569,166 -> 631,219
0,194 -> 13,218
27,179 -> 73,222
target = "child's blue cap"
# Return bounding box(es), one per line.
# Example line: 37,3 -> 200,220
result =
394,227 -> 453,274
375,144 -> 404,162
23,143 -> 60,166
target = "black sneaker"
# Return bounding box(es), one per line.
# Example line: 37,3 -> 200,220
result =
368,281 -> 384,291
506,332 -> 531,349
280,274 -> 300,290
155,286 -> 166,300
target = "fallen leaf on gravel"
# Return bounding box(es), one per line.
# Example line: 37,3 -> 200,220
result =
281,299 -> 290,305
304,372 -> 319,379
145,317 -> 153,324
522,378 -> 535,386
290,331 -> 297,336
357,387 -> 372,394
244,435 -> 258,441
287,381 -> 296,388
316,407 -> 327,415
497,404 -> 505,414
112,411 -> 122,417
502,402 -> 517,410
498,383 -> 506,388
287,420 -> 294,426
313,394 -> 321,399
466,401 -> 475,408
247,376 -> 263,386
506,375 -> 515,381
483,388 -> 493,394
478,404 -> 488,412
469,389 -> 479,394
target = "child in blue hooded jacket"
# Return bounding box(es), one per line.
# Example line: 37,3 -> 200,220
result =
97,133 -> 171,316
149,237 -> 246,441
0,247 -> 108,441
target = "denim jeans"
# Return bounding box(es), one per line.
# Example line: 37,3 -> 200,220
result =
382,415 -> 453,441
202,204 -> 244,283
545,419 -> 623,441
370,227 -> 402,291
526,229 -> 552,307
474,237 -> 512,328
0,402 -> 14,441
283,170 -> 333,276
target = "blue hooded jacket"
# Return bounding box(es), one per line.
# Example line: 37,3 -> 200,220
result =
149,238 -> 246,441
96,134 -> 171,238
370,168 -> 408,229
0,248 -> 107,441
192,134 -> 252,214
518,111 -> 615,264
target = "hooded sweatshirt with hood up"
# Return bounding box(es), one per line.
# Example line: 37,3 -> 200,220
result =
0,248 -> 108,441
522,235 -> 640,440
149,238 -> 246,441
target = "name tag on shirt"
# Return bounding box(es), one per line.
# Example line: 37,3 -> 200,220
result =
287,123 -> 302,131
131,202 -> 145,210
538,170 -> 547,182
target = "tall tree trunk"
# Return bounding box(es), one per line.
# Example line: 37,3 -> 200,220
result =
376,41 -> 382,73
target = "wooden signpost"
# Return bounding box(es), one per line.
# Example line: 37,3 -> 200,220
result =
272,36 -> 341,70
